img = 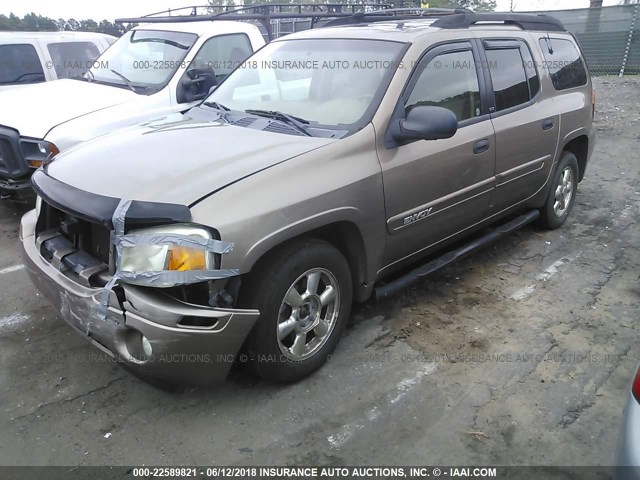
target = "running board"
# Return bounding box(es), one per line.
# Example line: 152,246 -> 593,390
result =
374,209 -> 540,300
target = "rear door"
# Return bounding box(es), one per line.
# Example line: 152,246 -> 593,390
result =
378,41 -> 496,270
479,37 -> 559,213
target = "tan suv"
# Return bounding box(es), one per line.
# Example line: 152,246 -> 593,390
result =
19,10 -> 594,387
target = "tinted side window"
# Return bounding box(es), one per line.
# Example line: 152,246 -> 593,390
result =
405,49 -> 481,122
0,44 -> 45,85
47,42 -> 101,79
519,42 -> 540,98
192,34 -> 252,82
538,37 -> 587,90
485,48 -> 529,111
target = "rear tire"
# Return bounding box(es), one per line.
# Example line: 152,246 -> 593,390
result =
238,239 -> 352,383
537,151 -> 579,230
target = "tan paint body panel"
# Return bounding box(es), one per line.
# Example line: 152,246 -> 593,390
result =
32,21 -> 594,293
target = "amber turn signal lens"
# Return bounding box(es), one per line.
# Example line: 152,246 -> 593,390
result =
49,143 -> 60,157
167,246 -> 207,271
28,160 -> 44,168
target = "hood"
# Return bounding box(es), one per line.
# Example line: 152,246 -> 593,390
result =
0,79 -> 137,139
46,112 -> 335,206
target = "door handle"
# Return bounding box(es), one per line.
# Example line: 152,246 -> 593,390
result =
542,118 -> 554,130
473,139 -> 490,154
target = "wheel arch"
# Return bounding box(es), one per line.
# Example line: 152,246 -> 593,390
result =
242,217 -> 373,304
561,135 -> 589,182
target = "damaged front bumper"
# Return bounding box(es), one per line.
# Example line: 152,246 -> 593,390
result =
0,177 -> 33,201
20,209 -> 260,386
0,125 -> 34,198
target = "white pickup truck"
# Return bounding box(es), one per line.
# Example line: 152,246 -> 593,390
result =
0,32 -> 115,89
0,20 -> 265,196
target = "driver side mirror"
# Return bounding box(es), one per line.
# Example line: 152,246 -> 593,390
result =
387,105 -> 458,146
177,67 -> 217,104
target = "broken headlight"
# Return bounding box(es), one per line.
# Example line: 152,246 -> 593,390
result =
118,224 -> 214,281
19,139 -> 60,168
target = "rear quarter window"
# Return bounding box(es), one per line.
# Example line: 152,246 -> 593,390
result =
0,43 -> 45,85
538,37 -> 588,90
47,42 -> 101,79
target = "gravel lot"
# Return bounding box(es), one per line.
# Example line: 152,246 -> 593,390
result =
0,77 -> 638,475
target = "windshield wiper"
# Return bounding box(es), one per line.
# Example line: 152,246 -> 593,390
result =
201,101 -> 231,123
1,72 -> 44,84
71,70 -> 94,82
244,109 -> 311,137
203,101 -> 230,112
110,69 -> 138,93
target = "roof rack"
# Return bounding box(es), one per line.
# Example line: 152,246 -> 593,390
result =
432,12 -> 565,31
115,3 -> 394,40
115,3 -> 393,24
114,5 -> 564,40
323,7 -> 471,27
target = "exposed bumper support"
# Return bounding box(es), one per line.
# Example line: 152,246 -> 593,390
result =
20,210 -> 260,386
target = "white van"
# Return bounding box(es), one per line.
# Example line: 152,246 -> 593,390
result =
0,31 -> 115,88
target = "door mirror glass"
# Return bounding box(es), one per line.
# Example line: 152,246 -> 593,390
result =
177,67 -> 217,104
390,105 -> 458,142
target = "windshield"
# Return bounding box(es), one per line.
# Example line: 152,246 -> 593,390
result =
205,39 -> 405,130
86,29 -> 197,93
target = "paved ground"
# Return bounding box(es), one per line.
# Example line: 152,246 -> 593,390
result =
0,77 -> 638,474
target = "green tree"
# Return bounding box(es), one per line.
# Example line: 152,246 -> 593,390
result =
423,0 -> 496,11
0,14 -> 24,31
207,0 -> 236,8
208,0 -> 391,7
65,18 -> 80,31
97,20 -> 124,36
79,19 -> 99,32
0,13 -> 124,35
22,13 -> 57,31
0,12 -> 59,31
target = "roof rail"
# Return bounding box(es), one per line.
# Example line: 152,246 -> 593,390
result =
432,12 -> 565,31
323,7 -> 471,27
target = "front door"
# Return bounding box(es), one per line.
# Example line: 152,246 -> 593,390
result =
377,41 -> 496,271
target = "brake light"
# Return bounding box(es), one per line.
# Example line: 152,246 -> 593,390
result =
633,366 -> 640,403
592,90 -> 596,118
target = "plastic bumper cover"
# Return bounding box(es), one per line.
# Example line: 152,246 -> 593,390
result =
20,209 -> 260,386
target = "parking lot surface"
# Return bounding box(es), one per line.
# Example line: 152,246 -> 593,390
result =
0,77 -> 638,473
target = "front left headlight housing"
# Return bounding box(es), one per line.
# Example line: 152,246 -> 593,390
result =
118,224 -> 215,286
19,139 -> 60,168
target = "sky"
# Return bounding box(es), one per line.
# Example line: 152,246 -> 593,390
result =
0,0 -> 623,22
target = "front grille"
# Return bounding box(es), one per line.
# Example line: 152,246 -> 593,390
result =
0,126 -> 27,178
0,138 -> 14,172
36,200 -> 111,286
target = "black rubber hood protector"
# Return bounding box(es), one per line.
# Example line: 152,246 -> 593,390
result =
31,168 -> 191,230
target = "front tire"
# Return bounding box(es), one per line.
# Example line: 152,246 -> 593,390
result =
238,239 -> 353,383
537,151 -> 579,230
